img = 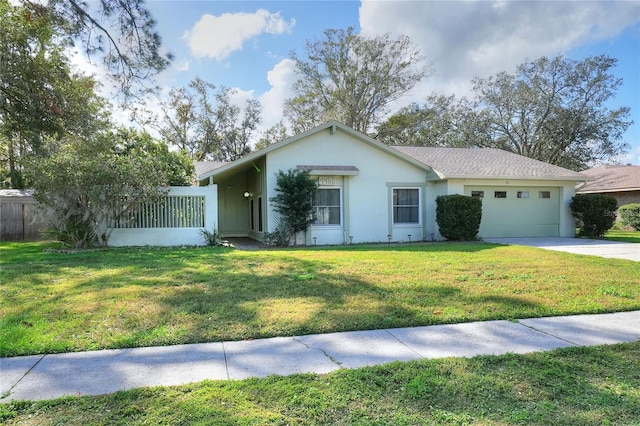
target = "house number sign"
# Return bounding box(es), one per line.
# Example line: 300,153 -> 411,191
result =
318,176 -> 337,186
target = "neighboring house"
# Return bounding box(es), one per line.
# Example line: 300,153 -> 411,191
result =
577,165 -> 640,211
194,161 -> 226,185
196,121 -> 585,245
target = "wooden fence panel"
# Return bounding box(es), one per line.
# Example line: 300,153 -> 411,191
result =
0,197 -> 47,241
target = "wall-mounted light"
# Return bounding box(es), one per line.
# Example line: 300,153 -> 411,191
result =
243,191 -> 251,199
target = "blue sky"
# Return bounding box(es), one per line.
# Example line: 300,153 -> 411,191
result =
106,1 -> 640,165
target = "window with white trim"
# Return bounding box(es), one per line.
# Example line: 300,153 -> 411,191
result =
313,188 -> 341,225
393,188 -> 420,224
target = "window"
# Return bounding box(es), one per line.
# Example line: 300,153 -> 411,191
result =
393,188 -> 419,224
250,199 -> 255,230
313,188 -> 341,225
517,191 -> 529,199
539,191 -> 551,199
471,191 -> 484,198
258,197 -> 263,232
494,191 -> 507,198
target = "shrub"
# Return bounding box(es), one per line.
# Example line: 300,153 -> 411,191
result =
200,227 -> 222,246
570,194 -> 617,237
619,203 -> 640,231
436,194 -> 482,240
269,169 -> 318,245
262,215 -> 292,247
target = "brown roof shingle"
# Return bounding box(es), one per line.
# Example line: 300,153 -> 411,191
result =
392,146 -> 585,180
578,165 -> 640,193
195,161 -> 226,179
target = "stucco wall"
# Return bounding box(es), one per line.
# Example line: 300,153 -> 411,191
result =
109,185 -> 218,246
266,127 -> 427,245
447,179 -> 576,238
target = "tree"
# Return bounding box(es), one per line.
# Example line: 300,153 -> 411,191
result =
254,121 -> 289,151
473,55 -> 631,170
285,27 -> 429,134
1,2 -> 111,188
570,194 -> 617,238
26,129 -> 192,248
376,95 -> 486,147
269,169 -> 318,245
150,78 -> 262,162
42,0 -> 172,99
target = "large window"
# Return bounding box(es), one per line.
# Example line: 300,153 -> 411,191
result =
393,188 -> 419,224
313,188 -> 341,225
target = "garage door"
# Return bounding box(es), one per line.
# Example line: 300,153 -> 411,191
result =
464,186 -> 560,237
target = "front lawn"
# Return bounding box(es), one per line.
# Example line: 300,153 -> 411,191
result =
2,342 -> 639,425
1,242 -> 638,357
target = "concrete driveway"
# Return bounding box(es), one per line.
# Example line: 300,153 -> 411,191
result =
484,237 -> 639,261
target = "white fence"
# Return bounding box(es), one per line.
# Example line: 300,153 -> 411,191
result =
108,185 -> 218,247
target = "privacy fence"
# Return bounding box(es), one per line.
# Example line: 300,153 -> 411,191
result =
108,185 -> 218,246
0,190 -> 47,241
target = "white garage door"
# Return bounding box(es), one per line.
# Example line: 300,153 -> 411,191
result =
464,186 -> 560,237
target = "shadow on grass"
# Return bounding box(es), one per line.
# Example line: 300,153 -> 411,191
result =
0,241 -> 551,356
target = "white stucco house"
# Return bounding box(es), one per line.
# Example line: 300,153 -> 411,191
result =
195,121 -> 585,246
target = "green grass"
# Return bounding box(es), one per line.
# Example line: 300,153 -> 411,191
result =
2,342 -> 639,425
604,229 -> 640,243
1,241 -> 639,357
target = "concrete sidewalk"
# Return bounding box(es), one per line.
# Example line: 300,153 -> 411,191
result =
1,311 -> 638,402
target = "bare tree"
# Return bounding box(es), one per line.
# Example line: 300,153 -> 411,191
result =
150,78 -> 262,162
285,27 -> 429,134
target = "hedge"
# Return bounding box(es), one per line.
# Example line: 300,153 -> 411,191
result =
570,194 -> 618,238
619,203 -> 640,231
435,194 -> 482,240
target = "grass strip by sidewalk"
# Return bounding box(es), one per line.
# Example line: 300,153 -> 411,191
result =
2,342 -> 639,425
1,241 -> 639,357
604,230 -> 640,243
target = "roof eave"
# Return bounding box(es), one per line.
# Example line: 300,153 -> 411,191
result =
439,174 -> 587,182
198,121 -> 436,182
578,187 -> 640,193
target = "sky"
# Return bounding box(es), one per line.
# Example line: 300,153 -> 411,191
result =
89,0 -> 640,165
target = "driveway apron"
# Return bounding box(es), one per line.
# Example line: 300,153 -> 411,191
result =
484,237 -> 639,261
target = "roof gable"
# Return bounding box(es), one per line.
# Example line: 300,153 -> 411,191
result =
392,146 -> 585,181
578,165 -> 640,192
198,121 -> 433,181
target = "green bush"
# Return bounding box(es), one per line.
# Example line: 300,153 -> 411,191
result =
570,194 -> 618,237
269,169 -> 318,245
262,215 -> 292,247
619,203 -> 640,231
200,227 -> 222,246
436,195 -> 482,240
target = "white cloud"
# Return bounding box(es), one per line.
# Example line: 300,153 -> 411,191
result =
258,59 -> 298,129
174,60 -> 190,72
184,9 -> 295,60
359,0 -> 640,100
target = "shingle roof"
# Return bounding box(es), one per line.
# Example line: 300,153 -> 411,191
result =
195,161 -> 226,179
0,189 -> 35,199
392,146 -> 585,180
578,165 -> 640,193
